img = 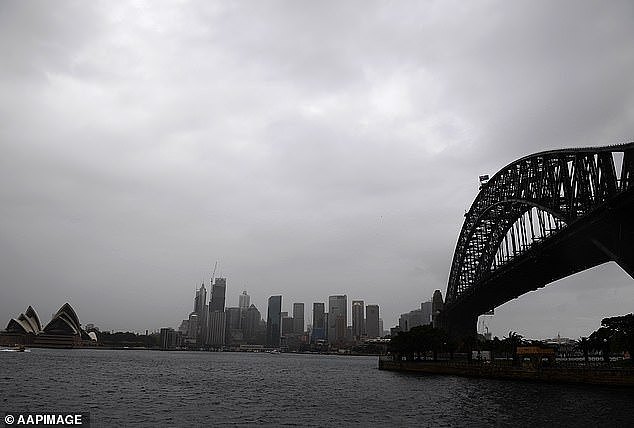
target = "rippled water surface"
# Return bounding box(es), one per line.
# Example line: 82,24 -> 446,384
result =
2,349 -> 634,426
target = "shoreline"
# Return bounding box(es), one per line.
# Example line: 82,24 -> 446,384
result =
378,358 -> 634,386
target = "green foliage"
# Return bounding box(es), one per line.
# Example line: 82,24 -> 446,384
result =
589,313 -> 634,359
97,331 -> 160,348
389,325 -> 448,361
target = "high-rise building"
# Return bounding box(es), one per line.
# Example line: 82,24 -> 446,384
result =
187,313 -> 200,341
208,310 -> 226,347
352,300 -> 365,340
292,303 -> 304,334
432,289 -> 444,328
192,283 -> 208,343
282,315 -> 294,336
194,283 -> 207,315
399,306 -> 430,332
210,278 -> 227,312
225,307 -> 242,344
239,290 -> 250,309
366,305 -> 380,338
312,303 -> 326,341
243,304 -> 262,343
160,328 -> 178,350
328,295 -> 347,343
421,301 -> 433,325
266,296 -> 282,347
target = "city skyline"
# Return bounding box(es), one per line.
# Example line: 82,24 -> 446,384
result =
2,2 -> 634,339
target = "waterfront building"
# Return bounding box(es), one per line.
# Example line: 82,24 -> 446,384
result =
352,300 -> 365,340
239,290 -> 250,309
293,303 -> 304,334
282,315 -> 294,336
243,304 -> 262,343
208,310 -> 226,347
366,305 -> 380,338
312,303 -> 326,341
187,313 -> 199,339
160,328 -> 178,350
266,296 -> 282,347
1,303 -> 90,348
328,295 -> 347,344
210,278 -> 227,312
225,307 -> 243,345
399,307 -> 430,332
178,319 -> 189,335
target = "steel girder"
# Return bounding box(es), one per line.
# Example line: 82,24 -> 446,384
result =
446,142 -> 634,305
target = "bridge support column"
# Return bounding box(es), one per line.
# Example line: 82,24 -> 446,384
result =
591,212 -> 634,280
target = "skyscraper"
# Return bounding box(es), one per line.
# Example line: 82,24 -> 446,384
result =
225,307 -> 242,344
292,302 -> 304,334
193,283 -> 207,344
366,304 -> 380,338
239,290 -> 250,309
243,304 -> 261,343
210,278 -> 227,312
328,295 -> 347,344
421,301 -> 433,325
352,300 -> 365,340
194,283 -> 207,315
432,289 -> 444,328
266,295 -> 282,347
207,310 -> 226,347
312,302 -> 326,341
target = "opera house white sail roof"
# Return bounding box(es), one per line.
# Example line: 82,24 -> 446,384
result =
6,306 -> 42,334
5,303 -> 83,336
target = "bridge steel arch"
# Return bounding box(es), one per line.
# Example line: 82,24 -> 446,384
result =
441,143 -> 634,338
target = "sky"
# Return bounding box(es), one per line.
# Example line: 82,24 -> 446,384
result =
1,1 -> 633,339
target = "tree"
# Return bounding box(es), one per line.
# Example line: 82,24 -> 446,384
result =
388,326 -> 448,361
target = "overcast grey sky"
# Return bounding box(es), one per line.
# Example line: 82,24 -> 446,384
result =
1,1 -> 633,339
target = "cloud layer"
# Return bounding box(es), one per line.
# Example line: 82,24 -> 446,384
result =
1,1 -> 633,338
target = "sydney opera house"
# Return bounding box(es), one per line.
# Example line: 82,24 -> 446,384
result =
0,303 -> 92,348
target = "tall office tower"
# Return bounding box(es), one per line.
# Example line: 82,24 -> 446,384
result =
379,318 -> 384,337
239,290 -> 250,309
210,278 -> 227,312
281,315 -> 294,336
200,303 -> 209,344
366,305 -> 380,338
312,303 -> 326,341
352,300 -> 365,340
207,310 -> 226,347
421,301 -> 433,325
178,319 -> 189,335
292,303 -> 304,334
187,313 -> 200,340
243,304 -> 262,342
225,307 -> 242,344
432,289 -> 444,327
194,283 -> 207,315
328,295 -> 347,343
266,296 -> 282,347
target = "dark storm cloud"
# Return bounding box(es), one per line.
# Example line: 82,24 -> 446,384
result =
1,1 -> 633,337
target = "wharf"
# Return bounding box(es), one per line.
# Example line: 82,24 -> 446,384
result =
378,357 -> 634,386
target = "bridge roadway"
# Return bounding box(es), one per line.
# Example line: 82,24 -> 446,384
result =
439,187 -> 634,339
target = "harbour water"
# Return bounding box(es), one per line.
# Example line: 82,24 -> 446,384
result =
2,349 -> 634,426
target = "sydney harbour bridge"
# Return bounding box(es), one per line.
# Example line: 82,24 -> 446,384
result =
439,142 -> 634,338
